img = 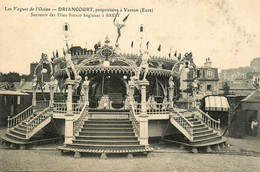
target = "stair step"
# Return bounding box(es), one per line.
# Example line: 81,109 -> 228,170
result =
193,129 -> 213,136
190,135 -> 222,145
72,139 -> 140,145
5,132 -> 28,141
84,124 -> 132,127
66,143 -> 145,150
79,131 -> 135,136
193,132 -> 218,141
192,126 -> 209,132
192,123 -> 205,128
10,129 -> 26,138
190,138 -> 226,147
18,124 -> 27,129
191,121 -> 201,125
14,126 -> 27,133
89,112 -> 129,115
85,120 -> 132,124
81,128 -> 133,132
187,118 -> 198,122
88,116 -> 129,120
75,136 -> 138,140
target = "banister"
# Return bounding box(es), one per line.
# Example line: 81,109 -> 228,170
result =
195,106 -> 219,123
194,106 -> 220,131
129,102 -> 140,137
73,103 -> 88,136
172,107 -> 193,128
9,105 -> 33,121
7,105 -> 33,128
26,106 -> 51,133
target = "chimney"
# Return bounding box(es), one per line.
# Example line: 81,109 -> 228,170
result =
204,57 -> 212,68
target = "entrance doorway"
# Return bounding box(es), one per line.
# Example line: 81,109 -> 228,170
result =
88,74 -> 127,109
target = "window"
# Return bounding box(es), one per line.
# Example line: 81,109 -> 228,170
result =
206,70 -> 215,78
207,85 -> 212,91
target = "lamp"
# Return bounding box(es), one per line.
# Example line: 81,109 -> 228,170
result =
41,68 -> 47,74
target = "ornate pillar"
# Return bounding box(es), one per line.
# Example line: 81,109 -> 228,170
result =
138,80 -> 149,146
49,82 -> 55,107
82,77 -> 90,106
64,79 -> 75,144
168,85 -> 174,108
32,85 -> 37,112
128,81 -> 135,105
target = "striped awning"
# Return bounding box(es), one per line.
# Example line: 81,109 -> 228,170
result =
205,96 -> 230,111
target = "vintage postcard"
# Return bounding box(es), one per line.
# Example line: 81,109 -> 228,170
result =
0,0 -> 259,171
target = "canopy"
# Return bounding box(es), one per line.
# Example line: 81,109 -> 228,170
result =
0,90 -> 29,96
205,96 -> 230,111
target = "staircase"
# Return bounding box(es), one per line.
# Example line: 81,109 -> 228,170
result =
165,107 -> 226,151
58,110 -> 153,156
1,105 -> 53,146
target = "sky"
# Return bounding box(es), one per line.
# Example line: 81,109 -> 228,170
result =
0,0 -> 260,74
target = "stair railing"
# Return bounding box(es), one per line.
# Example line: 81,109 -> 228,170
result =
72,103 -> 84,114
146,102 -> 169,115
26,106 -> 52,134
133,102 -> 141,115
194,106 -> 220,132
73,103 -> 88,136
172,107 -> 194,141
53,102 -> 67,113
7,105 -> 33,129
129,102 -> 140,137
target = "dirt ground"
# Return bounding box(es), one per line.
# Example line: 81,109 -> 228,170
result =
0,149 -> 259,172
0,127 -> 260,171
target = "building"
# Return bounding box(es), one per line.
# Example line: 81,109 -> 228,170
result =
196,58 -> 219,95
1,26 -> 227,157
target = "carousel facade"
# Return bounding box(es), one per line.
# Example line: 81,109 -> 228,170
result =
1,21 -> 227,158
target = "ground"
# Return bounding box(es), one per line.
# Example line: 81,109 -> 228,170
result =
0,127 -> 260,172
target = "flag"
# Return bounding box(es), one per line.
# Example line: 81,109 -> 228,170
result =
178,53 -> 181,61
123,14 -> 130,22
169,48 -> 172,58
56,50 -> 59,57
131,41 -> 133,48
140,25 -> 144,32
174,51 -> 177,57
146,41 -> 149,49
157,44 -> 161,52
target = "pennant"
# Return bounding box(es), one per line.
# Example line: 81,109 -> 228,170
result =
146,41 -> 149,49
123,14 -> 130,22
140,25 -> 144,32
56,50 -> 59,57
157,44 -> 161,52
178,53 -> 181,61
169,48 -> 172,58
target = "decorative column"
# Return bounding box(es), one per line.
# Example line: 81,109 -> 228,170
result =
138,80 -> 149,146
128,79 -> 135,105
168,85 -> 174,108
49,82 -> 55,107
32,86 -> 37,112
64,79 -> 75,144
82,77 -> 90,106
